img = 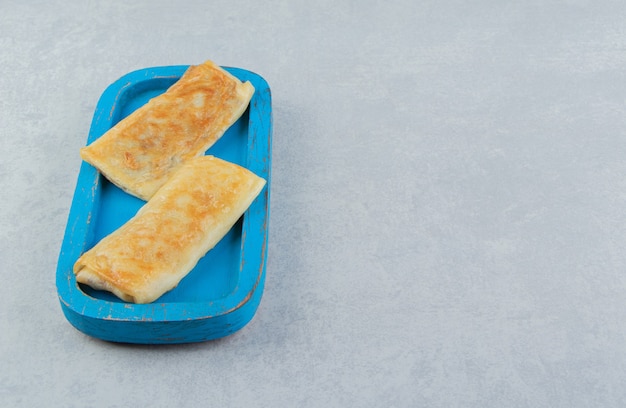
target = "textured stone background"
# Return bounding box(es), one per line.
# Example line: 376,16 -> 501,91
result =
2,0 -> 626,406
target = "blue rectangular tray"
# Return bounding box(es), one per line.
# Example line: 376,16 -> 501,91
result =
56,65 -> 272,344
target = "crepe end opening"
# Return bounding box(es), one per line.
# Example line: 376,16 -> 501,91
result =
74,264 -> 137,304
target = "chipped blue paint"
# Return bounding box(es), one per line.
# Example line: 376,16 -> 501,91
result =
56,65 -> 272,344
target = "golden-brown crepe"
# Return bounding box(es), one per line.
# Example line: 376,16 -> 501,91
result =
80,60 -> 255,201
74,155 -> 266,304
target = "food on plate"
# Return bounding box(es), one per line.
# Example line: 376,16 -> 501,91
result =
80,60 -> 255,201
73,155 -> 266,304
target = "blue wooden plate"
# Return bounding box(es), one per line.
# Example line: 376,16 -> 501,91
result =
56,65 -> 272,344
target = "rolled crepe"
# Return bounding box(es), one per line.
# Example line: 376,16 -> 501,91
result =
74,155 -> 266,304
80,60 -> 255,201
